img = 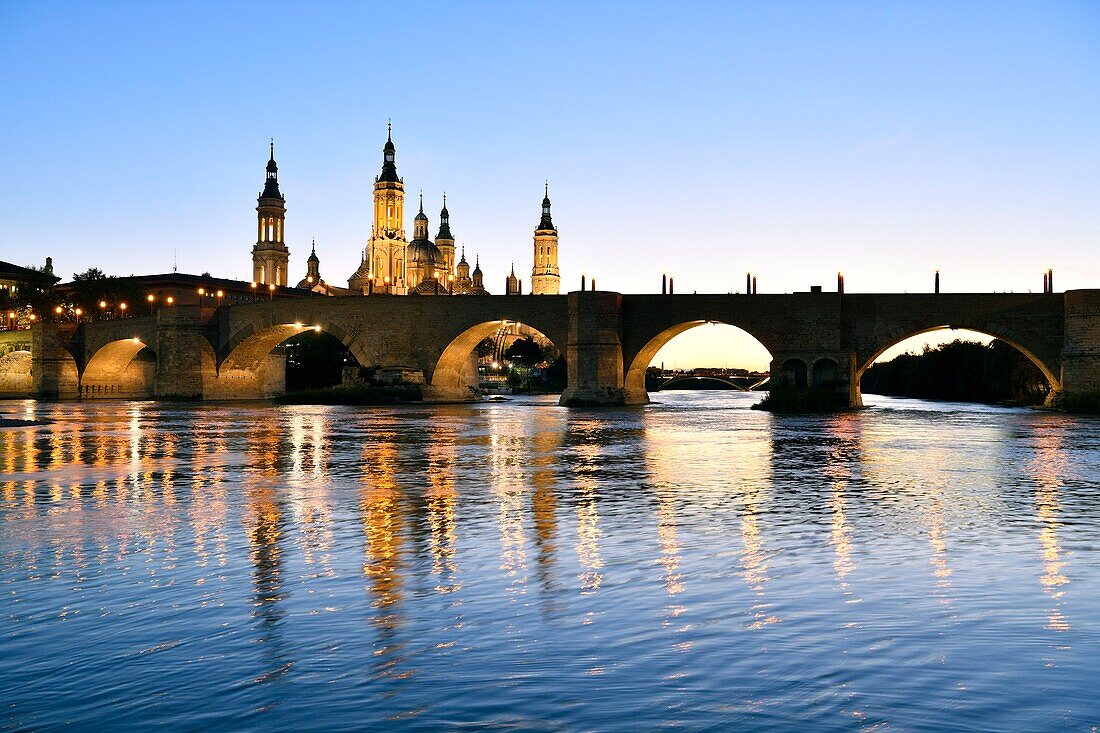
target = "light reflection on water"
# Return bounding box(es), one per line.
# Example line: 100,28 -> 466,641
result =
2,392 -> 1100,731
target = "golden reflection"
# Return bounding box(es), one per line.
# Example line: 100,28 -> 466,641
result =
570,420 -> 604,595
656,495 -> 684,598
360,436 -> 403,609
486,411 -> 529,591
529,415 -> 562,596
426,434 -> 459,594
287,412 -> 334,572
1028,426 -> 1070,632
823,416 -> 859,598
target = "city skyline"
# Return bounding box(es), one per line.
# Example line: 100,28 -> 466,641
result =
2,2 -> 1098,369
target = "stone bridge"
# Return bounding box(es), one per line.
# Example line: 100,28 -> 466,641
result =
9,289 -> 1100,406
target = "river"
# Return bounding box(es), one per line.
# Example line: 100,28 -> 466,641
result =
2,392 -> 1098,731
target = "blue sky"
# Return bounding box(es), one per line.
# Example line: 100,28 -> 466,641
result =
2,2 -> 1098,368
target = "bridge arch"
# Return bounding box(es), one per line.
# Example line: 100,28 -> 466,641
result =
428,319 -> 565,401
780,358 -> 808,388
856,325 -> 1062,399
623,320 -> 774,403
218,317 -> 369,398
812,357 -> 838,388
80,338 -> 157,399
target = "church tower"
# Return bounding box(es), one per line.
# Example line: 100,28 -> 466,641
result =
252,142 -> 290,287
349,123 -> 407,294
299,239 -> 320,288
506,264 -> 521,295
531,182 -> 559,294
435,193 -> 455,278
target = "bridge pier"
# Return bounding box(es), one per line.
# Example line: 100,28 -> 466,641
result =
152,306 -> 215,400
560,291 -> 628,406
769,350 -> 860,408
30,324 -> 79,400
1058,290 -> 1100,401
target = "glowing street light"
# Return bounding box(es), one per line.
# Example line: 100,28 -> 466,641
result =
166,296 -> 174,305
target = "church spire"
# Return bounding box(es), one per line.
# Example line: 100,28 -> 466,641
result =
378,122 -> 399,183
538,181 -> 554,231
261,139 -> 283,199
436,192 -> 453,240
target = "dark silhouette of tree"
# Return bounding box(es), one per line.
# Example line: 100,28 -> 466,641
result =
504,336 -> 545,365
861,339 -> 1049,404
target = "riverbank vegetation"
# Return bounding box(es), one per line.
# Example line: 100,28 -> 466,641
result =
752,387 -> 850,413
860,339 -> 1049,405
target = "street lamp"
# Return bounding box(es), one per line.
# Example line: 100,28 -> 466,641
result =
250,282 -> 258,302
119,302 -> 127,317
166,296 -> 174,305
268,283 -> 276,301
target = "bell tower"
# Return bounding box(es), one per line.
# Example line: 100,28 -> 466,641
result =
531,182 -> 559,295
350,122 -> 407,294
252,141 -> 290,287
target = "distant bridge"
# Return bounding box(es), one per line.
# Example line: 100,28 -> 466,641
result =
7,289 -> 1099,407
655,374 -> 771,391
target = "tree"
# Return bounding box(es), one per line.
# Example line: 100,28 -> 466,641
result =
73,268 -> 107,282
504,336 -> 545,365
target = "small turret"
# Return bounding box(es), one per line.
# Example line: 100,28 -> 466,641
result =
413,192 -> 429,240
506,263 -> 521,295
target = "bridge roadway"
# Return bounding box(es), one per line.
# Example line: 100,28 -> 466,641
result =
11,289 -> 1100,407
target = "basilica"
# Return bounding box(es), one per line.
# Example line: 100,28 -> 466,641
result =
250,126 -> 560,298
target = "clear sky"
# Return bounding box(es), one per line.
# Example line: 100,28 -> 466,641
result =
2,2 -> 1098,368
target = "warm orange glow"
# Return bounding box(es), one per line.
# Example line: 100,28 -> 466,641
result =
384,276 -> 391,284
6,311 -> 13,319
268,284 -> 276,291
216,290 -> 223,298
99,300 -> 107,309
146,294 -> 155,302
294,322 -> 303,328
28,314 -> 36,322
166,296 -> 174,305
74,308 -> 82,316
307,275 -> 314,283
119,303 -> 127,310
54,306 -> 62,314
197,288 -> 205,295
132,337 -> 140,343
313,325 -> 321,332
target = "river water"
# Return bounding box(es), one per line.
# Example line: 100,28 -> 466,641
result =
1,392 -> 1098,731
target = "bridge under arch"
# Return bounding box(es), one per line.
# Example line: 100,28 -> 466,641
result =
622,318 -> 775,403
428,319 -> 565,401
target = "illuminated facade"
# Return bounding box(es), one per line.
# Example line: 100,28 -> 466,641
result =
531,184 -> 560,295
251,143 -> 290,287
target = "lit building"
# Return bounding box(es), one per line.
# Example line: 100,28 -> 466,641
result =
531,183 -> 559,295
251,142 -> 290,287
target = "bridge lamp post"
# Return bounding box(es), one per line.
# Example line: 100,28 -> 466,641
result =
28,313 -> 36,324
166,296 -> 174,306
312,325 -> 321,333
74,308 -> 82,322
146,293 -> 155,315
54,305 -> 63,322
99,300 -> 108,320
250,282 -> 258,302
119,302 -> 127,318
6,311 -> 13,331
268,284 -> 276,301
